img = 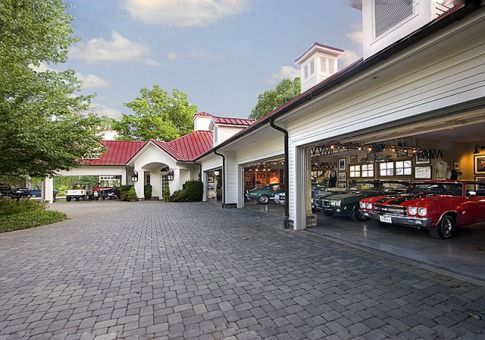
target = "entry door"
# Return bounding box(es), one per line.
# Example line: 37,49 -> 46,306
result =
161,175 -> 169,200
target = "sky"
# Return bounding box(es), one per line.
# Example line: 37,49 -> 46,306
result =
59,0 -> 363,119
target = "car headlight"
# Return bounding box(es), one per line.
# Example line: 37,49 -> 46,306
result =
359,202 -> 365,209
366,203 -> 373,210
408,207 -> 417,216
418,208 -> 427,217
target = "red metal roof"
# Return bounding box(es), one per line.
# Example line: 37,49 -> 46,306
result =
83,140 -> 147,166
165,130 -> 214,161
211,116 -> 254,126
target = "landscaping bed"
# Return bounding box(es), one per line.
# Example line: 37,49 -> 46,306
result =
0,199 -> 66,233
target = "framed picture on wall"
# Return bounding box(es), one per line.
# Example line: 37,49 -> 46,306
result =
349,154 -> 358,163
415,153 -> 430,165
475,177 -> 485,182
338,172 -> 347,182
474,155 -> 485,174
453,161 -> 460,171
414,166 -> 432,179
338,158 -> 346,171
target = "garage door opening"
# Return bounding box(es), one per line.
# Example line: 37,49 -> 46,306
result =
205,168 -> 222,202
303,118 -> 485,282
243,157 -> 285,216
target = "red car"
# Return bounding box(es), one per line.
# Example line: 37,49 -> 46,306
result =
359,181 -> 485,239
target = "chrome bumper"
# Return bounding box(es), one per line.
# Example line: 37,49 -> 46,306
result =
365,212 -> 433,228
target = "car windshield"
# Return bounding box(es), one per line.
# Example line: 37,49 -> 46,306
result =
407,183 -> 463,196
381,182 -> 408,193
348,182 -> 377,192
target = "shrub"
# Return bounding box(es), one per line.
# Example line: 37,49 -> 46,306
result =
126,186 -> 137,202
119,185 -> 134,201
170,190 -> 189,202
183,181 -> 203,201
144,185 -> 152,200
169,180 -> 203,202
162,186 -> 170,201
0,198 -> 66,233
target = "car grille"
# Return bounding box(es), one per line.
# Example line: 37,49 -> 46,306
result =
322,200 -> 331,208
374,204 -> 406,216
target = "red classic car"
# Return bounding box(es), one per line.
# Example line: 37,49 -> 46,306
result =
359,181 -> 485,239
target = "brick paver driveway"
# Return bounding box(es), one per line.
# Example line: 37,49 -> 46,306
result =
0,201 -> 484,340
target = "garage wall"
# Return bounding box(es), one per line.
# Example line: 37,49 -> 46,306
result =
199,154 -> 222,172
285,13 -> 485,229
235,134 -> 284,165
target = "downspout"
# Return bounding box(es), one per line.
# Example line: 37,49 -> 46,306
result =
213,149 -> 226,208
269,118 -> 291,229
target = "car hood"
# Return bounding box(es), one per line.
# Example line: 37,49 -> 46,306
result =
374,193 -> 454,206
327,191 -> 377,200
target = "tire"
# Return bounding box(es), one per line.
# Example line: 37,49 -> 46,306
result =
258,195 -> 269,204
66,196 -> 71,202
430,214 -> 456,239
350,207 -> 367,222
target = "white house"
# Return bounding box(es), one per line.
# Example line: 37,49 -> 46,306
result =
55,113 -> 253,201
196,0 -> 485,229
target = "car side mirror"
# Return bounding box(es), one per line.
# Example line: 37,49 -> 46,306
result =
467,191 -> 477,197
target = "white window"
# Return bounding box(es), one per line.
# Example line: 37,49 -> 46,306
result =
320,57 -> 328,73
395,160 -> 412,176
310,60 -> 315,75
361,164 -> 374,178
304,64 -> 309,78
374,0 -> 414,37
379,161 -> 394,176
350,165 -> 361,178
328,59 -> 335,74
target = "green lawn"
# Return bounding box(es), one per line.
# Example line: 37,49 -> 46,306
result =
0,199 -> 66,233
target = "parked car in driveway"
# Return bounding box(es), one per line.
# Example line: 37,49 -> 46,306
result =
320,180 -> 409,221
360,180 -> 485,239
65,185 -> 92,202
92,187 -> 118,200
13,187 -> 58,201
245,183 -> 285,204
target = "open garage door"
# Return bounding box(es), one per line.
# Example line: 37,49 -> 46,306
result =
303,108 -> 485,282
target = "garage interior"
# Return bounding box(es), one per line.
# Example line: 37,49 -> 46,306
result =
304,109 -> 485,282
243,157 -> 285,212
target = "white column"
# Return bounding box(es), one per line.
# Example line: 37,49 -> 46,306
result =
237,165 -> 244,208
134,169 -> 144,200
42,176 -> 54,204
150,171 -> 161,199
290,145 -> 307,230
202,171 -> 208,202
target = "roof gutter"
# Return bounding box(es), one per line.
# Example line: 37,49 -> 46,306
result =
269,118 -> 291,229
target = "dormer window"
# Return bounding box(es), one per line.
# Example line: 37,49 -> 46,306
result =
374,0 -> 414,37
309,60 -> 315,75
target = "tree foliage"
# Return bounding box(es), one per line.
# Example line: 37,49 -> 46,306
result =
0,0 -> 103,177
113,86 -> 197,141
249,78 -> 301,120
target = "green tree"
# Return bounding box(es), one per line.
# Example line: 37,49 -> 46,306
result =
0,0 -> 103,177
114,86 -> 197,141
249,78 -> 301,120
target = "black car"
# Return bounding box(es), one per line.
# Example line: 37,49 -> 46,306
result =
320,180 -> 409,221
0,184 -> 14,199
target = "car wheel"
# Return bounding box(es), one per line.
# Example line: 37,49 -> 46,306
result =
258,195 -> 269,204
350,208 -> 367,222
430,215 -> 456,239
66,196 -> 71,202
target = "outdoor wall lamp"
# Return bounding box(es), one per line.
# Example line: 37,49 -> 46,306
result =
167,169 -> 175,181
474,145 -> 485,154
131,171 -> 138,183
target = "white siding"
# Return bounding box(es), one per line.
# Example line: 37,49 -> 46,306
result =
200,153 -> 223,172
215,125 -> 246,146
285,14 -> 485,229
225,152 -> 239,205
234,135 -> 284,165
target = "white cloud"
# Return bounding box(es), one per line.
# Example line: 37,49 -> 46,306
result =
339,50 -> 361,68
70,31 -> 157,65
76,73 -> 109,89
90,103 -> 123,119
267,65 -> 300,85
125,0 -> 248,27
347,29 -> 363,44
167,48 -> 221,61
